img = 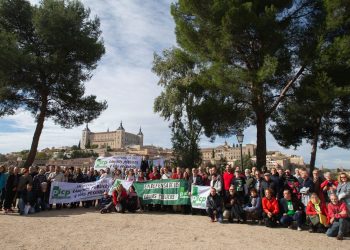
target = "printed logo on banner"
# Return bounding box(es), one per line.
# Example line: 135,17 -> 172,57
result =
52,186 -> 71,199
179,187 -> 189,199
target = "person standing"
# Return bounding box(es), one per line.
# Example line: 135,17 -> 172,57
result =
336,172 -> 350,212
4,167 -> 17,213
0,165 -> 8,211
48,166 -> 64,209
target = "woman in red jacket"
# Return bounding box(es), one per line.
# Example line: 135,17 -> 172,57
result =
262,188 -> 279,227
113,184 -> 128,213
306,193 -> 328,233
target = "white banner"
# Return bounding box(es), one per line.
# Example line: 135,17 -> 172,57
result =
191,185 -> 211,209
49,178 -> 113,204
94,155 -> 142,171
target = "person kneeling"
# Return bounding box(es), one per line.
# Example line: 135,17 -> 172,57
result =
262,188 -> 279,227
243,188 -> 262,223
326,193 -> 349,240
306,193 -> 328,233
224,185 -> 246,223
113,184 -> 127,213
100,191 -> 113,214
206,187 -> 223,223
279,189 -> 304,231
126,186 -> 139,213
19,183 -> 36,215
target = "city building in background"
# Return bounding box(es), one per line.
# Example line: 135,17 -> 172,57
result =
81,121 -> 143,149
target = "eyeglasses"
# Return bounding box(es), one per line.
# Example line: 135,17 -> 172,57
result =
340,176 -> 346,179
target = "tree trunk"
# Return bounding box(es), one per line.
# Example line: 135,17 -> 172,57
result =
309,119 -> 320,174
256,111 -> 267,171
24,95 -> 48,168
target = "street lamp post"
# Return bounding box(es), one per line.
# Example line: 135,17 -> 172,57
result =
236,130 -> 244,172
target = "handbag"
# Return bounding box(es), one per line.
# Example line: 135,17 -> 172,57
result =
309,215 -> 320,225
319,213 -> 328,226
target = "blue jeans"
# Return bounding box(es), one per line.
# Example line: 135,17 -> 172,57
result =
18,198 -> 35,215
326,218 -> 349,237
280,211 -> 303,227
206,207 -> 223,223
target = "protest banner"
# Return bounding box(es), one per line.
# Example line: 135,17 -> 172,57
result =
108,179 -> 134,195
94,155 -> 142,171
133,179 -> 190,205
49,178 -> 113,204
190,185 -> 210,209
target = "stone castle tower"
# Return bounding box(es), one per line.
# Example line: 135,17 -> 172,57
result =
81,121 -> 143,149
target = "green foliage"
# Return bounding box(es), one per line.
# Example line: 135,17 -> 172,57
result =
66,150 -> 97,159
270,0 -> 350,171
166,0 -> 321,169
153,48 -> 203,168
0,0 -> 107,167
234,155 -> 255,170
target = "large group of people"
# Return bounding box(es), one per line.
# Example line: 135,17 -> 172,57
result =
0,163 -> 349,240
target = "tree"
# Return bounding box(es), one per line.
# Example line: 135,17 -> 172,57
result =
0,0 -> 107,167
170,0 -> 321,169
0,153 -> 7,162
270,0 -> 350,173
234,155 -> 255,170
153,48 -> 203,168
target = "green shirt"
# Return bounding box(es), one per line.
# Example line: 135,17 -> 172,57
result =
287,201 -> 295,216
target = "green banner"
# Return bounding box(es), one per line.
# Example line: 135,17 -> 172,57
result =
133,179 -> 190,205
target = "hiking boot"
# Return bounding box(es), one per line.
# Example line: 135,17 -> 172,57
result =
336,235 -> 343,241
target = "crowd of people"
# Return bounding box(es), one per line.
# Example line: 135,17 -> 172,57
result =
0,163 -> 349,240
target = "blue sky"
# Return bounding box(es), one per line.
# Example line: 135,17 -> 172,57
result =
0,0 -> 349,169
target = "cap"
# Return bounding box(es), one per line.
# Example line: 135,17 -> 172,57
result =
264,172 -> 271,176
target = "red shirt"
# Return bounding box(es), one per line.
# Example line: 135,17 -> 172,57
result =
327,201 -> 348,219
262,197 -> 279,215
223,172 -> 234,191
112,189 -> 127,206
171,173 -> 182,179
148,172 -> 160,180
306,201 -> 328,216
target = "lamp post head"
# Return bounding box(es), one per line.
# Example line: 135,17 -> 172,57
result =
236,130 -> 244,144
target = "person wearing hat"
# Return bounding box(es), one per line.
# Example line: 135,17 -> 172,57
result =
260,172 -> 277,198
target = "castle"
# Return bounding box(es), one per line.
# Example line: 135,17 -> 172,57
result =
81,122 -> 143,149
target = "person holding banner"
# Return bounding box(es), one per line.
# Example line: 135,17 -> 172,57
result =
206,187 -> 223,223
149,167 -> 161,180
112,184 -> 127,213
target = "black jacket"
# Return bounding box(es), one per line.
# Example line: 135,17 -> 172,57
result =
206,194 -> 223,210
279,198 -> 304,216
188,175 -> 203,192
260,179 -> 277,198
21,189 -> 36,206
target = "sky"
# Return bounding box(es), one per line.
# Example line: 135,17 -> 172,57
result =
0,0 -> 349,168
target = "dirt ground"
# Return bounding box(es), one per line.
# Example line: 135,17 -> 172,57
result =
0,208 -> 348,250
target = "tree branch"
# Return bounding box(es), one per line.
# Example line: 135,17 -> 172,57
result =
267,65 -> 305,116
